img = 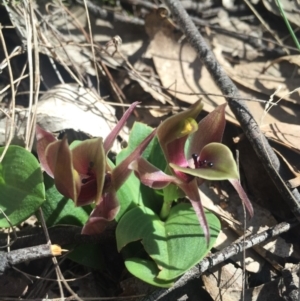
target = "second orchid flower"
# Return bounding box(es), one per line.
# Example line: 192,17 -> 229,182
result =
130,100 -> 253,242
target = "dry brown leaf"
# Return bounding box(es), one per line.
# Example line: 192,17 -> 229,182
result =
261,123 -> 300,152
203,263 -> 243,301
212,43 -> 300,125
201,184 -> 266,273
145,9 -> 300,127
214,10 -> 260,61
260,122 -> 300,187
204,269 -> 299,301
224,60 -> 300,104
201,181 -> 295,273
144,10 -> 238,123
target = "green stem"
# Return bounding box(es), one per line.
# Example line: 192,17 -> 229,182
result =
160,200 -> 173,220
274,0 -> 300,51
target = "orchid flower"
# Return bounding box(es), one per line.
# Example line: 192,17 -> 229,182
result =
129,100 -> 253,242
36,102 -> 156,235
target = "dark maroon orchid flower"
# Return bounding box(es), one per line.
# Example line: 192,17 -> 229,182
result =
129,100 -> 253,242
36,102 -> 156,235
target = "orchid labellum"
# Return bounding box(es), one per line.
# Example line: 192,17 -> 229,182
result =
130,100 -> 253,242
36,102 -> 156,235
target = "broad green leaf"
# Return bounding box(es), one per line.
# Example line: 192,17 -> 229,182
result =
0,146 -> 45,227
125,258 -> 174,288
148,134 -> 167,172
117,122 -> 154,164
116,203 -> 220,283
42,173 -> 91,227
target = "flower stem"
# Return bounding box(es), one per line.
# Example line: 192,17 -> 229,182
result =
159,200 -> 173,220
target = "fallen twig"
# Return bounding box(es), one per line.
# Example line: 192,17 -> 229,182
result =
140,219 -> 298,301
0,244 -> 61,275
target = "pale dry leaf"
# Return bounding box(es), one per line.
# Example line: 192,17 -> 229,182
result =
236,204 -> 294,259
212,43 -> 300,125
230,269 -> 300,301
204,270 -> 297,301
203,264 -> 242,301
144,10 -> 238,123
35,84 -> 126,153
224,60 -> 300,104
261,122 -> 300,152
215,10 -> 261,61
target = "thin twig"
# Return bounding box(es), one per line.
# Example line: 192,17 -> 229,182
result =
37,209 -> 83,301
26,0 -> 40,151
0,25 -> 16,163
82,0 -> 101,94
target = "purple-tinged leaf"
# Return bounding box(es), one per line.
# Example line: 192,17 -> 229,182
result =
103,102 -> 139,154
76,179 -> 98,206
81,191 -> 120,235
50,137 -> 81,203
179,179 -> 210,244
129,157 -> 180,189
72,138 -> 106,205
36,125 -> 57,177
171,143 -> 239,180
229,179 -> 254,217
188,104 -> 227,158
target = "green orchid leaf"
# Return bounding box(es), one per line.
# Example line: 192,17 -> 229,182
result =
112,161 -> 137,222
42,173 -> 91,227
124,258 -> 175,288
116,203 -> 220,283
116,122 -> 163,218
171,143 -> 239,180
117,122 -> 154,163
0,146 -> 45,227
